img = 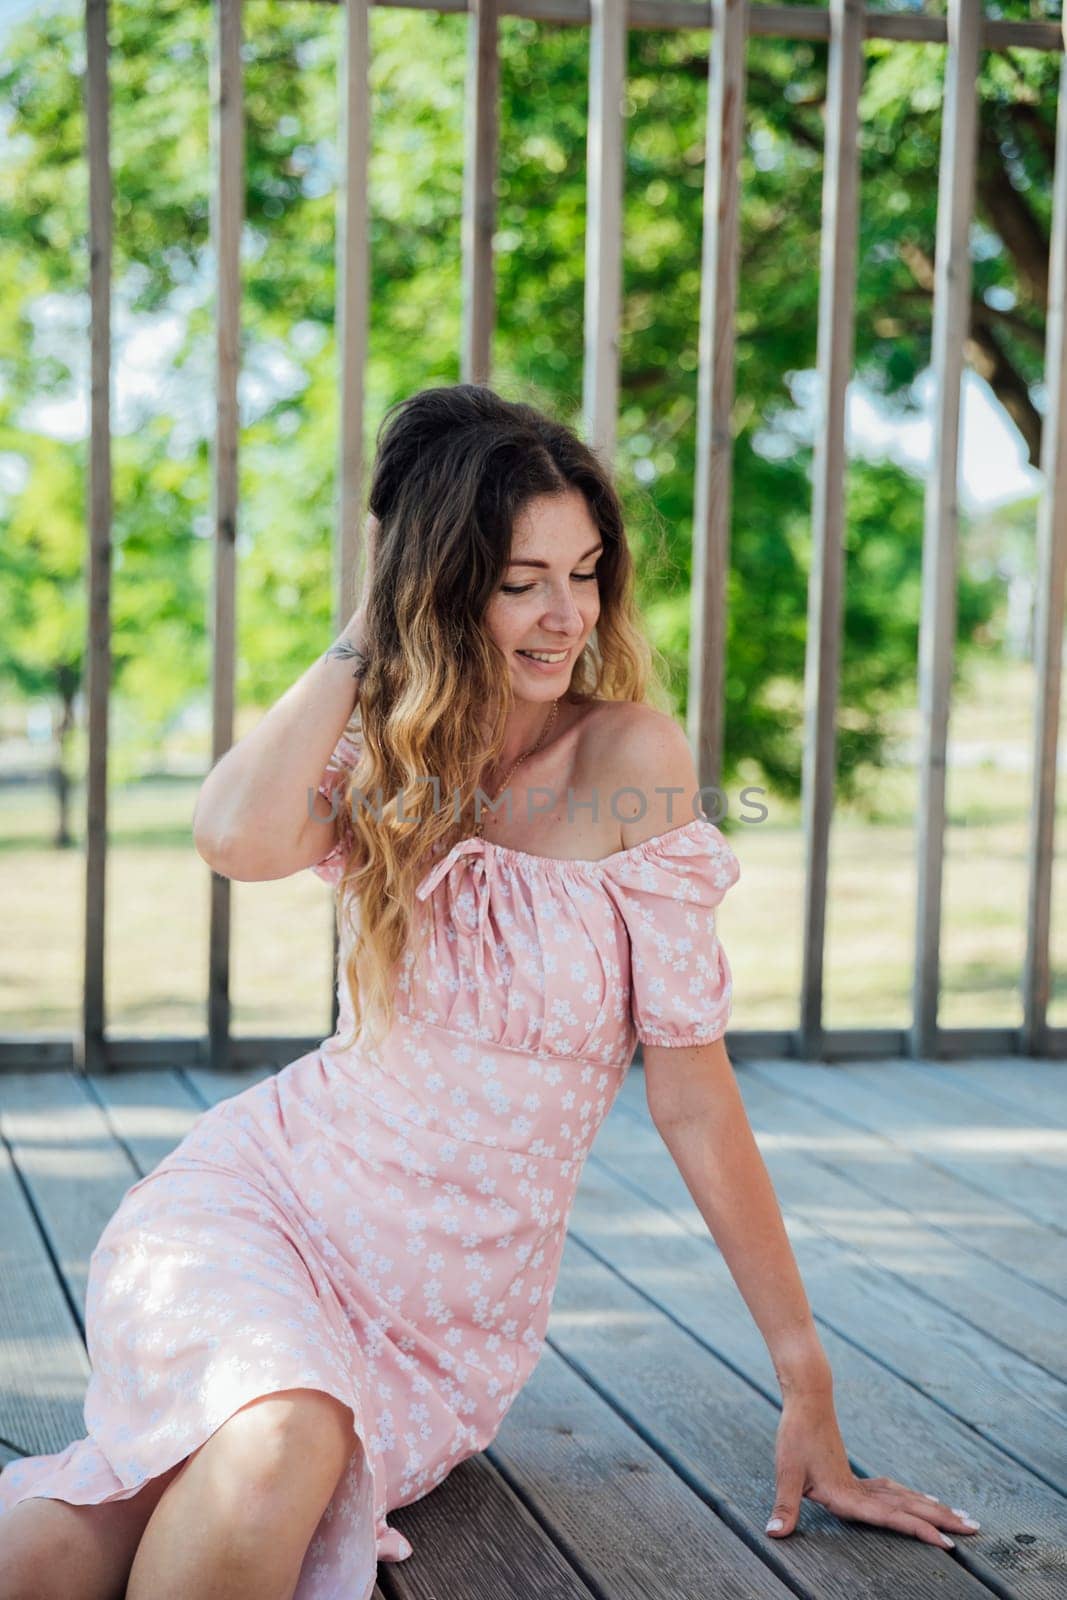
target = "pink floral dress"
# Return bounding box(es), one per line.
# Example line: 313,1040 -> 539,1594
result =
0,724 -> 740,1600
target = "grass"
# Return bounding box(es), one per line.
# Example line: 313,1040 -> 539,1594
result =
2,656 -> 1065,1038
0,777 -> 340,1039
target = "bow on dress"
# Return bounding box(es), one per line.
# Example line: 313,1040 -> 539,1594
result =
415,835 -> 498,945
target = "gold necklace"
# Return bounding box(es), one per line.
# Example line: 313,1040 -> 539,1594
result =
474,699 -> 560,838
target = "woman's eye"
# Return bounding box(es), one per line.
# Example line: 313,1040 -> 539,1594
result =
501,574 -> 599,595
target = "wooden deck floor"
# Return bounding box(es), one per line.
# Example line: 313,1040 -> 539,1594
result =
1,1056 -> 1065,1597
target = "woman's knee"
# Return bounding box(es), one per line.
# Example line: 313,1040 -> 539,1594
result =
196,1387 -> 357,1508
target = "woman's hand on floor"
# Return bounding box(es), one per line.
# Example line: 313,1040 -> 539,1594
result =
764,1391 -> 981,1548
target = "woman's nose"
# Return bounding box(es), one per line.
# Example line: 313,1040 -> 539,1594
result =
542,587 -> 587,630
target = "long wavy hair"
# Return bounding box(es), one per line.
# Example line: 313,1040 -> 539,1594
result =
329,382 -> 673,1051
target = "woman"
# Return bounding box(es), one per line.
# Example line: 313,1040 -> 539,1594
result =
0,384 -> 978,1600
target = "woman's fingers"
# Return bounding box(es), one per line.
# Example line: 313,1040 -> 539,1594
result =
883,1482 -> 981,1533
894,1513 -> 958,1549
856,1482 -> 981,1540
920,1498 -> 980,1532
846,1495 -> 958,1548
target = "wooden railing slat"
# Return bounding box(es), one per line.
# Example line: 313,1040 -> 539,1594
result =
81,0 -> 112,1077
461,0 -> 500,385
337,0 -> 371,621
798,0 -> 863,1055
689,0 -> 745,794
333,0 -> 373,1035
207,0 -> 244,1074
911,0 -> 982,1059
582,0 -> 626,462
1023,18 -> 1067,1056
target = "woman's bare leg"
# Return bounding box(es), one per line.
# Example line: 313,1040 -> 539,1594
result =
126,1387 -> 358,1600
0,1462 -> 183,1600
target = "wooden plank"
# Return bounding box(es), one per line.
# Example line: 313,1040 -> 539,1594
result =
751,1058 -> 1067,1239
1023,16 -> 1067,1056
461,0 -> 500,385
575,1099 -> 1066,1595
87,1068 -> 209,1171
0,1038 -> 81,1071
824,1055 -> 1067,1152
582,0 -> 625,463
226,1036 -> 325,1067
731,1065 -> 1067,1372
743,1059 -> 1067,1303
0,1123 -> 90,1456
98,1037 -> 207,1068
182,1063 -> 275,1110
911,0 -> 982,1059
384,1450 -> 599,1600
488,1342 -> 797,1599
799,0 -> 862,1056
550,1218 -> 995,1597
0,1072 -> 143,1324
207,0 -> 243,1073
897,1058 -> 1067,1131
0,1037 -> 327,1073
80,0 -> 112,1076
274,0 -> 1067,55
689,0 -> 745,797
937,1027 -> 1029,1061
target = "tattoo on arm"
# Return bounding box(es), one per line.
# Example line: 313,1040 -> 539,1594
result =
326,639 -> 369,680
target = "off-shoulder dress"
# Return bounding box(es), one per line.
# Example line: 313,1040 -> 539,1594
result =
0,723 -> 741,1600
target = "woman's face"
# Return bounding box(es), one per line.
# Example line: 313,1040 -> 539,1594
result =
483,489 -> 603,704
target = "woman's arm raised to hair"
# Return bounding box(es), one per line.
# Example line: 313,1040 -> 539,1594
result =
192,607 -> 369,882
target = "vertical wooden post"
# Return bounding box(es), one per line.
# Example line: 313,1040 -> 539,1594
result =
798,0 -> 863,1059
337,0 -> 370,622
911,0 -> 981,1060
1023,17 -> 1067,1057
333,0 -> 371,1035
461,0 -> 500,387
81,0 -> 112,1076
208,0 -> 243,1073
583,0 -> 625,462
689,0 -> 745,794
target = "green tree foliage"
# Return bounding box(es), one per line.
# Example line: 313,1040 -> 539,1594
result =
2,0 -> 1052,826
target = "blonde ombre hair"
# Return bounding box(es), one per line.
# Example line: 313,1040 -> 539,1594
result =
329,383 -> 673,1052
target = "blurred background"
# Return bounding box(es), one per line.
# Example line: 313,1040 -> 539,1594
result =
0,0 -> 1062,1042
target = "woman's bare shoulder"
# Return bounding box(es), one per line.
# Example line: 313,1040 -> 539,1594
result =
575,698 -> 679,753
572,698 -> 683,783
575,700 -> 696,846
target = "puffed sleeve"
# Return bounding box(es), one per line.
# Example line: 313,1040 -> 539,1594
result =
309,723 -> 363,887
602,817 -> 740,1046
